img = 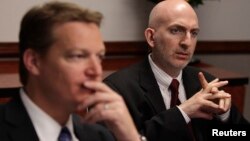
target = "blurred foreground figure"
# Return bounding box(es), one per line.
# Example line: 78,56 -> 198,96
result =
0,1 -> 143,141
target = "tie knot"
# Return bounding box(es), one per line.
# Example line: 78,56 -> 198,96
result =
169,79 -> 179,92
58,127 -> 72,141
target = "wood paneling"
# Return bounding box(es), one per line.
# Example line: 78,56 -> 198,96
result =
0,60 -> 19,73
196,41 -> 250,54
1,41 -> 250,58
224,86 -> 246,113
0,43 -> 19,57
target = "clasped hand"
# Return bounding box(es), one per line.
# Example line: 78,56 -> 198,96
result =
179,72 -> 231,120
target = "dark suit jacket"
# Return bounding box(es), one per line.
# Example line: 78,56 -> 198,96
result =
0,93 -> 115,141
104,58 -> 249,141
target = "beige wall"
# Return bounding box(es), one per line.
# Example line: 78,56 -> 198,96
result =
196,0 -> 250,41
0,0 -> 154,42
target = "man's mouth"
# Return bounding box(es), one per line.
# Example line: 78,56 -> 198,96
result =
176,52 -> 189,60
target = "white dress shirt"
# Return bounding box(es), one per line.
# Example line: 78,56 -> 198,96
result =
148,54 -> 191,123
20,88 -> 79,141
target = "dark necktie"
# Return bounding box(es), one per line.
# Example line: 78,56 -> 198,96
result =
169,79 -> 196,141
169,79 -> 180,108
58,127 -> 72,141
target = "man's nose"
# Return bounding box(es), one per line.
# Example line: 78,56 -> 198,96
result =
86,56 -> 103,79
180,32 -> 192,48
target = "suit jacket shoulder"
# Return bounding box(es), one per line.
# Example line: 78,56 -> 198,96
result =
0,94 -> 39,141
0,93 -> 115,141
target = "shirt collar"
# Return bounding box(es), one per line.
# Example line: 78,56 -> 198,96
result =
148,54 -> 182,87
20,88 -> 77,141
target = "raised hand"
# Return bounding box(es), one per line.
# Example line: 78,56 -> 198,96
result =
179,72 -> 231,120
198,72 -> 231,115
77,81 -> 140,141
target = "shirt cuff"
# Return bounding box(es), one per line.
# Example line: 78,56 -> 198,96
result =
216,109 -> 231,122
177,106 -> 191,123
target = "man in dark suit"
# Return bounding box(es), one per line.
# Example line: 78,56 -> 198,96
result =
0,1 -> 142,141
104,0 -> 249,141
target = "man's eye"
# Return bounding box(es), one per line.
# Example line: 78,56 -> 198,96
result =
67,54 -> 87,60
191,31 -> 199,37
170,28 -> 184,34
98,54 -> 105,61
71,54 -> 84,58
170,28 -> 179,34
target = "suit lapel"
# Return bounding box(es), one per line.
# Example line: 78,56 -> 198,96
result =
138,58 -> 166,113
73,116 -> 109,141
73,116 -> 88,141
5,95 -> 39,141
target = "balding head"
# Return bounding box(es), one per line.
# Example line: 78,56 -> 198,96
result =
148,0 -> 198,28
144,0 -> 199,76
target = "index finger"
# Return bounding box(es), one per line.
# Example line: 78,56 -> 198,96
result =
84,81 -> 115,94
198,72 -> 208,89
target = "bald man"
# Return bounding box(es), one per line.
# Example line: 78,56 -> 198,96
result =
104,0 -> 249,141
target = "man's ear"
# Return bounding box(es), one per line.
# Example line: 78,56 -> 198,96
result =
23,49 -> 41,75
145,27 -> 155,48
